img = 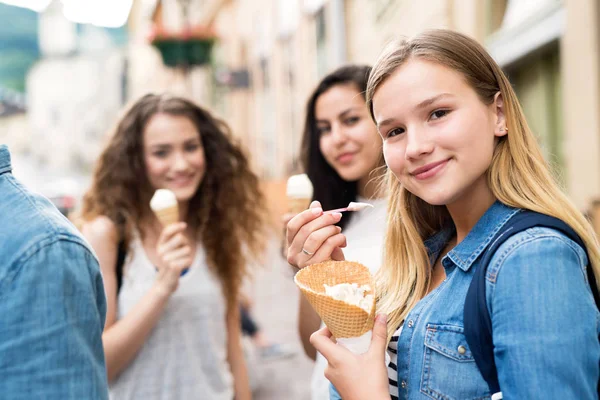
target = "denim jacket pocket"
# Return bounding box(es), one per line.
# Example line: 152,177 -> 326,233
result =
420,324 -> 491,400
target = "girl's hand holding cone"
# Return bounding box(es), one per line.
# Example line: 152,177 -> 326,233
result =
286,200 -> 347,269
310,314 -> 391,400
154,222 -> 192,296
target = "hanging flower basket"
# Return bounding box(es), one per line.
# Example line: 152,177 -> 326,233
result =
148,24 -> 218,68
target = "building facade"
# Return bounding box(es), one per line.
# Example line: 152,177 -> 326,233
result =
214,0 -> 600,212
22,1 -> 128,196
133,0 -> 600,213
0,88 -> 28,154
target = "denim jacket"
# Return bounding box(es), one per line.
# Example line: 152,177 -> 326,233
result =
332,201 -> 600,399
0,145 -> 109,399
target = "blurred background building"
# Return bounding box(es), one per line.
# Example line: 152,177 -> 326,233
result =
122,0 -> 600,215
2,0 -> 599,214
29,1 -> 128,174
0,0 -> 129,200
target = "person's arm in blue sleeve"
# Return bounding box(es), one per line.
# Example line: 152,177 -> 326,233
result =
0,238 -> 109,400
489,233 -> 599,399
330,383 -> 343,399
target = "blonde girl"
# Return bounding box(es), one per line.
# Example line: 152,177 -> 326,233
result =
287,29 -> 600,399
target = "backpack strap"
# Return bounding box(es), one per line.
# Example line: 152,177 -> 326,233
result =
115,240 -> 127,294
463,210 -> 600,395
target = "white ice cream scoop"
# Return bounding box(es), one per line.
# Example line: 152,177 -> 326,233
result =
286,173 -> 314,199
324,283 -> 374,313
150,189 -> 180,227
150,189 -> 178,211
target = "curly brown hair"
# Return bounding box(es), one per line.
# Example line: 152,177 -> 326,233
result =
78,93 -> 267,308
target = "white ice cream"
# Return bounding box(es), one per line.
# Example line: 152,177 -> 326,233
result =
323,283 -> 374,313
286,174 -> 314,199
346,202 -> 374,212
150,189 -> 178,211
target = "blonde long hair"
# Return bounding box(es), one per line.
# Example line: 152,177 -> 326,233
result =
366,29 -> 600,339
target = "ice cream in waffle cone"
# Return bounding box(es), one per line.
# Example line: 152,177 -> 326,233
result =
150,189 -> 179,226
286,174 -> 313,214
295,260 -> 375,353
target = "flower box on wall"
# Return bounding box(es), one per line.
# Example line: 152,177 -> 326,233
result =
149,24 -> 217,67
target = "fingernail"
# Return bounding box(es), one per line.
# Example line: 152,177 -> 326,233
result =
311,207 -> 323,215
332,212 -> 342,219
376,314 -> 387,325
336,226 -> 342,233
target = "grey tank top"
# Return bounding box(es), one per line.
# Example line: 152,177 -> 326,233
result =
109,236 -> 234,400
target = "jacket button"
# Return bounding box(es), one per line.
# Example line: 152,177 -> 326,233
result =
407,320 -> 414,328
401,380 -> 407,389
458,345 -> 467,355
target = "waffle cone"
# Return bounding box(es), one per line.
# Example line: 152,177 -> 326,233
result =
294,260 -> 375,338
153,205 -> 179,226
288,197 -> 311,214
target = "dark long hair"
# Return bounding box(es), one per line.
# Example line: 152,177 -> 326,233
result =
300,65 -> 372,229
78,93 -> 267,309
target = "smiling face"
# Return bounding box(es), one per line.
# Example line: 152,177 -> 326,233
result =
373,58 -> 506,207
316,84 -> 382,182
143,113 -> 205,203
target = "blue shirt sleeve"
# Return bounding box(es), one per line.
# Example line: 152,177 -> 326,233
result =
330,383 -> 342,400
488,231 -> 599,399
0,238 -> 109,400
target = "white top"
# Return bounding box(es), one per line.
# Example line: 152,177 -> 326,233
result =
310,196 -> 388,400
109,235 -> 234,400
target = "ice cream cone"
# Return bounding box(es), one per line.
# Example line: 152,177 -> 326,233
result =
153,205 -> 179,226
286,174 -> 313,214
150,189 -> 180,227
294,260 -> 375,339
287,197 -> 312,214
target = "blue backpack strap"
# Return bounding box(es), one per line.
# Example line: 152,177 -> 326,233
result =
463,210 -> 599,395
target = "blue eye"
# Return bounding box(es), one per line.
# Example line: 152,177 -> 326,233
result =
153,151 -> 168,158
185,144 -> 200,152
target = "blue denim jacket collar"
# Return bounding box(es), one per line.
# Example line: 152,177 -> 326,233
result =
425,201 -> 520,272
424,226 -> 454,264
0,145 -> 11,175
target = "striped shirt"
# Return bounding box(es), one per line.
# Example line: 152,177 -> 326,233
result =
387,325 -> 403,400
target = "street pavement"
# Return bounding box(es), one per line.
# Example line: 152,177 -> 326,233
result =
246,238 -> 315,400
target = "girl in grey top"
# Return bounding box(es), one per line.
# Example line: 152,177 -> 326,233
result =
78,94 -> 268,400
